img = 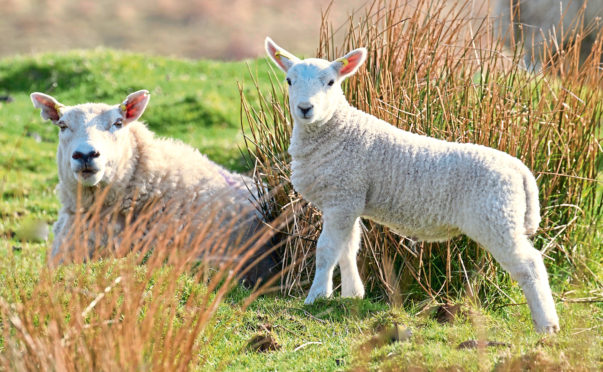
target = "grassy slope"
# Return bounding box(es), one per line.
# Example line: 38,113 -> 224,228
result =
0,50 -> 601,371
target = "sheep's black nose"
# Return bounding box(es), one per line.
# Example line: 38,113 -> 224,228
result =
298,104 -> 313,116
72,150 -> 100,163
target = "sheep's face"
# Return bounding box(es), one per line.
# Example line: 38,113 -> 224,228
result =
265,37 -> 366,125
30,90 -> 150,187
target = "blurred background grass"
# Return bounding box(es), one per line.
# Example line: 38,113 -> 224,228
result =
0,0 -> 367,59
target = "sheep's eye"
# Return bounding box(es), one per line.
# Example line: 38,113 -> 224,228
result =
57,120 -> 68,131
328,79 -> 335,86
113,118 -> 123,129
286,78 -> 292,86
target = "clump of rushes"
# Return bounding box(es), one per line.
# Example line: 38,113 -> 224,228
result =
0,189 -> 285,370
241,0 -> 602,305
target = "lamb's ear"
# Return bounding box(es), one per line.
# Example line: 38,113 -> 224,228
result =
119,90 -> 150,123
265,37 -> 299,73
30,92 -> 64,122
331,48 -> 367,79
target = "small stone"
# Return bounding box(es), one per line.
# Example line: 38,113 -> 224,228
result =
385,323 -> 412,343
360,322 -> 412,353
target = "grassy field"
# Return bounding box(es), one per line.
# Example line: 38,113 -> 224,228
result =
1,16 -> 602,370
0,48 -> 601,371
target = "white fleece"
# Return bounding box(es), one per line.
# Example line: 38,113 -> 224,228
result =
30,92 -> 263,267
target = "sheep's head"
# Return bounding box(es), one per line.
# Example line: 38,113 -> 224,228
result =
30,90 -> 150,187
265,37 -> 366,125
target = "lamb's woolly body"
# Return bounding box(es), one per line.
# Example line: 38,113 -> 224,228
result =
289,102 -> 541,242
264,36 -> 559,333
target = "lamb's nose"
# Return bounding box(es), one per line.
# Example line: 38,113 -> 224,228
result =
72,150 -> 100,163
298,104 -> 313,116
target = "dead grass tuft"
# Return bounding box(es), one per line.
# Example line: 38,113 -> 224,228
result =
0,187 -> 287,370
242,0 -> 602,304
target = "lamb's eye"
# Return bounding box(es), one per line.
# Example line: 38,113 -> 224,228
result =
328,79 -> 335,86
286,78 -> 292,86
113,118 -> 123,129
57,120 -> 68,131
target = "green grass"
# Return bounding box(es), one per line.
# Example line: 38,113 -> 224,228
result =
0,49 -> 601,370
201,288 -> 601,371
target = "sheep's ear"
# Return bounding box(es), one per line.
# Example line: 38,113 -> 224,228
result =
30,92 -> 64,122
119,90 -> 150,123
265,37 -> 299,73
331,48 -> 367,79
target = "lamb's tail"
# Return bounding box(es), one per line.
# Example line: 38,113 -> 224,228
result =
521,165 -> 541,235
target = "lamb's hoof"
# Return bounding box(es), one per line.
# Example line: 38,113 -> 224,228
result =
304,288 -> 330,305
304,296 -> 316,305
341,287 -> 365,299
536,323 -> 560,334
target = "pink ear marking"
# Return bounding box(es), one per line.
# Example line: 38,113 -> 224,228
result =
339,51 -> 365,75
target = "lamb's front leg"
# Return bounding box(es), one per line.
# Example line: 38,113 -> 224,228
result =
338,218 -> 364,298
305,212 -> 358,304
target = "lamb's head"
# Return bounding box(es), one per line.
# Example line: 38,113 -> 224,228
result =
30,90 -> 150,187
265,37 -> 366,125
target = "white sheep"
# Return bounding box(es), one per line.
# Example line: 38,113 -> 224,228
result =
265,37 -> 560,333
30,90 -> 275,284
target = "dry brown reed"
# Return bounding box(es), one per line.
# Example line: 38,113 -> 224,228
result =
242,0 -> 602,305
0,186 -> 286,370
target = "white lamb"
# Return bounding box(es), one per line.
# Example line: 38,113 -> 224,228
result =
265,37 -> 560,333
30,90 -> 275,284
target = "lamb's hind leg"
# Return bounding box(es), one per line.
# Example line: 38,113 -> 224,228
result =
305,212 -> 358,304
482,234 -> 559,333
338,218 -> 364,298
